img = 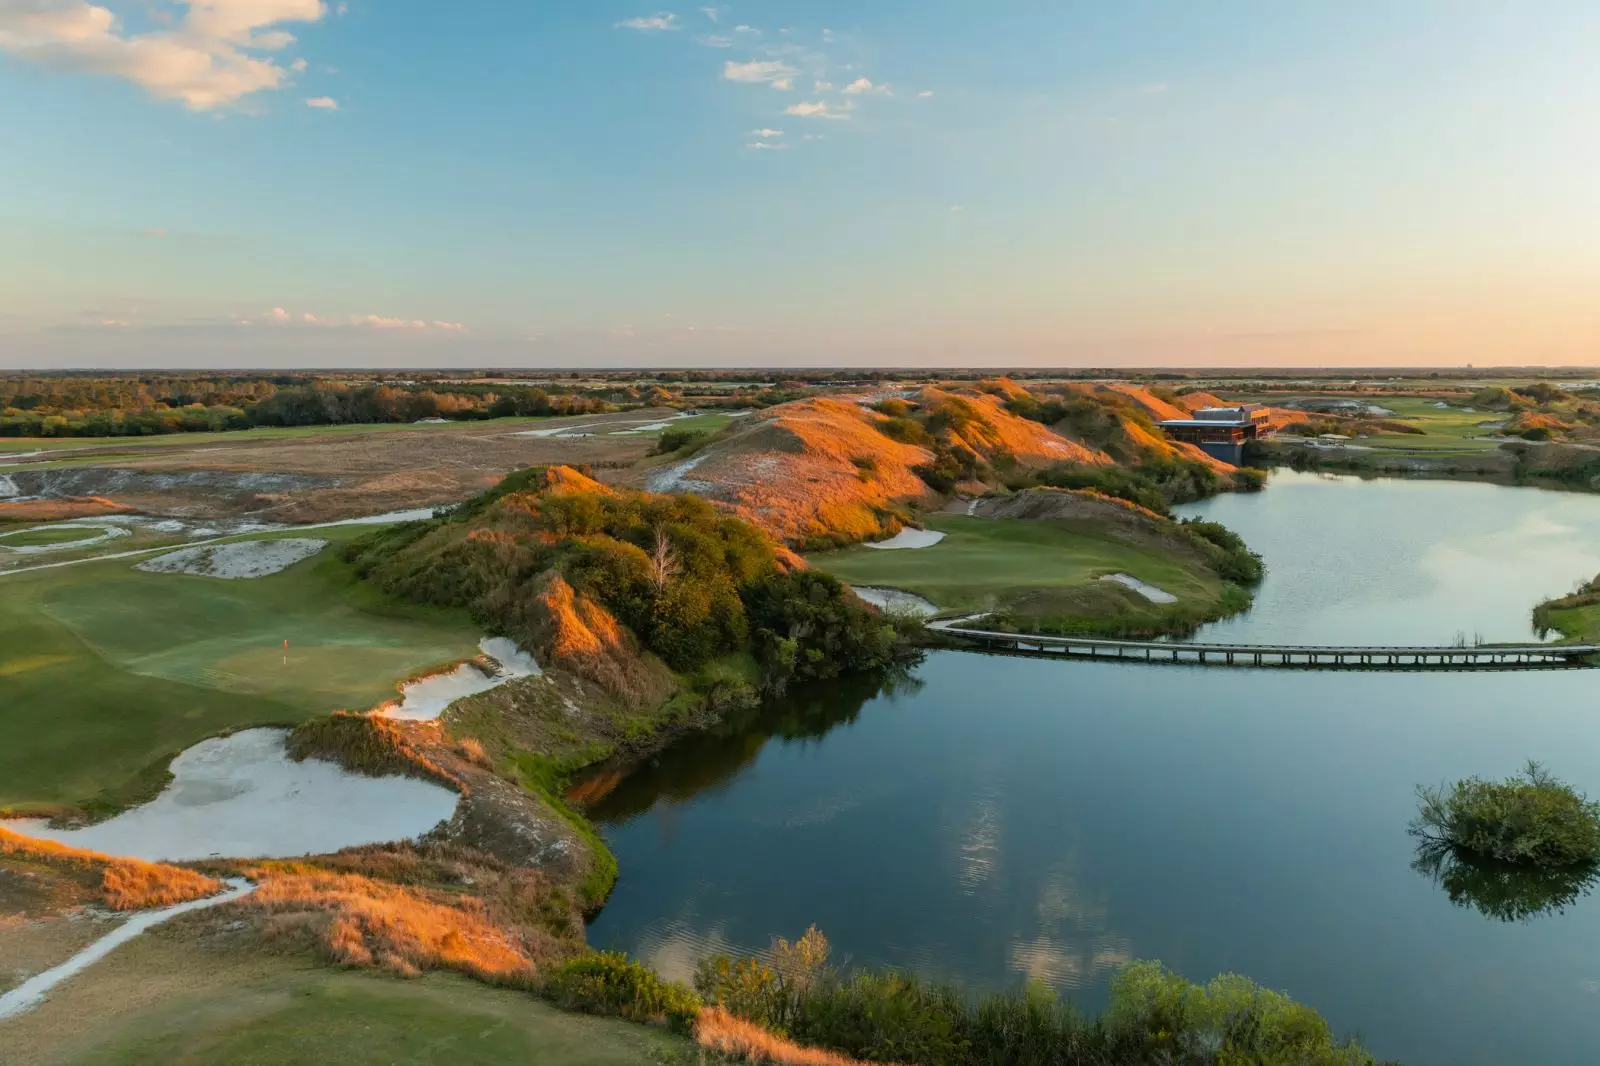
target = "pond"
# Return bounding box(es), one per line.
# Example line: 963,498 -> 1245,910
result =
582,474 -> 1600,1066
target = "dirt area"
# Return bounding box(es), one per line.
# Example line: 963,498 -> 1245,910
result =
1,412 -> 677,525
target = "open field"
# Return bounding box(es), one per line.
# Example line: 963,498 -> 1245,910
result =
0,933 -> 691,1066
810,513 -> 1226,627
0,527 -> 480,813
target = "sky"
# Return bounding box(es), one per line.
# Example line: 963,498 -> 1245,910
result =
3,1 -> 1600,370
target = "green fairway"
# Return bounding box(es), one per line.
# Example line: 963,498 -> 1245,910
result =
73,970 -> 689,1066
0,528 -> 480,811
809,513 -> 1225,621
0,526 -> 107,548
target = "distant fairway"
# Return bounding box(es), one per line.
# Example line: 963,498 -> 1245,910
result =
0,527 -> 480,811
810,513 -> 1224,616
0,526 -> 107,548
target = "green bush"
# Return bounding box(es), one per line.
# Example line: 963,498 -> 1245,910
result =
1411,761 -> 1600,867
653,427 -> 711,455
1178,519 -> 1265,585
545,950 -> 701,1034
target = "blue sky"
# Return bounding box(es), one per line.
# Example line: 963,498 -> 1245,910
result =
3,1 -> 1600,368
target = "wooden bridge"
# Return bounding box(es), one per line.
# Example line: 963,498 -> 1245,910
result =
935,625 -> 1600,671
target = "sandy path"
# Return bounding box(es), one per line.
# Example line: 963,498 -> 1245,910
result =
0,879 -> 256,1021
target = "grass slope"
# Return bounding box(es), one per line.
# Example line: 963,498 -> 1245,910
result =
811,513 -> 1224,624
1,936 -> 689,1066
0,528 -> 480,812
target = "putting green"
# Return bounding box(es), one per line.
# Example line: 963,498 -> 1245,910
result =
811,513 -> 1221,613
0,528 -> 480,811
0,526 -> 108,549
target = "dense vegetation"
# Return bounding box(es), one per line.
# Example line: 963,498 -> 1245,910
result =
345,466 -> 908,692
0,374 -> 624,437
549,927 -> 1387,1065
1410,761 -> 1600,868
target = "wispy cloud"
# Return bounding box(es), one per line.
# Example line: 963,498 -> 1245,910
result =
305,95 -> 338,110
841,77 -> 889,96
917,89 -> 934,99
813,79 -> 832,91
770,76 -> 792,91
749,128 -> 784,138
723,59 -> 796,84
0,0 -> 328,111
290,57 -> 308,73
616,12 -> 679,31
699,5 -> 721,21
733,24 -> 758,35
785,100 -> 851,120
744,141 -> 788,151
695,34 -> 732,47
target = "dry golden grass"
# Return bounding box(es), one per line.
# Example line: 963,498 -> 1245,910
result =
526,571 -> 674,706
1100,383 -> 1189,422
0,826 -> 223,911
455,736 -> 489,766
285,712 -> 465,792
0,497 -> 134,523
695,1007 -> 889,1066
919,388 -> 1111,467
245,865 -> 537,982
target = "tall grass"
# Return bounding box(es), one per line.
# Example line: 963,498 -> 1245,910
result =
0,826 -> 224,910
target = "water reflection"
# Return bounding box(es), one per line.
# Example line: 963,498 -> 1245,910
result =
577,666 -> 924,824
1412,841 -> 1600,923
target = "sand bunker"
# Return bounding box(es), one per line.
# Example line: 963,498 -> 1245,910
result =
5,729 -> 459,862
867,527 -> 946,550
1100,572 -> 1178,604
381,637 -> 541,721
0,878 -> 256,1021
646,453 -> 712,493
135,538 -> 328,579
852,586 -> 939,619
0,473 -> 19,498
0,523 -> 131,554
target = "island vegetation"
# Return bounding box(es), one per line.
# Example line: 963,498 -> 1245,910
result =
1410,761 -> 1600,868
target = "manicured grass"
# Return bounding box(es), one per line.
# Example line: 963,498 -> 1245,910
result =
0,527 -> 481,811
0,526 -> 106,548
23,951 -> 691,1066
809,513 -> 1222,615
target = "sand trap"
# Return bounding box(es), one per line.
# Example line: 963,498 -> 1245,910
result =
646,453 -> 712,493
135,538 -> 327,579
1100,572 -> 1178,604
315,508 -> 439,527
852,586 -> 939,619
0,878 -> 256,1021
611,422 -> 672,435
381,637 -> 541,721
0,474 -> 19,498
867,528 -> 946,550
0,523 -> 131,554
4,729 -> 459,862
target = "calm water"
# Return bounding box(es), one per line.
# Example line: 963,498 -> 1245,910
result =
584,474 -> 1600,1066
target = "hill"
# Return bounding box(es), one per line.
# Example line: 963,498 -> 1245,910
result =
344,465 -> 904,699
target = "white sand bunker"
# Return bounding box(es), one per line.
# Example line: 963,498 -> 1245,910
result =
868,527 -> 946,550
1100,572 -> 1178,604
381,637 -> 542,721
136,538 -> 327,579
0,878 -> 257,1021
0,522 -> 131,554
5,729 -> 459,862
853,586 -> 939,619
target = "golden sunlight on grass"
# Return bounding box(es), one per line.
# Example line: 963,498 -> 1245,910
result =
0,826 -> 224,910
694,1007 -> 891,1066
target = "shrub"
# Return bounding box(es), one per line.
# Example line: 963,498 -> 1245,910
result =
654,427 -> 712,455
545,950 -> 701,1033
1410,761 -> 1600,867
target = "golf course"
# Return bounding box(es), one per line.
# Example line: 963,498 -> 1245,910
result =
0,526 -> 483,815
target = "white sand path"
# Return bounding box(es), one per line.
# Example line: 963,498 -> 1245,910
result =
381,637 -> 541,721
0,879 -> 257,1021
1099,572 -> 1178,604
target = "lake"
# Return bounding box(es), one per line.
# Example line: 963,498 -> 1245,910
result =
583,473 -> 1600,1066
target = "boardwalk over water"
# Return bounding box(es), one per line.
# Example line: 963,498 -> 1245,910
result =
937,625 -> 1600,670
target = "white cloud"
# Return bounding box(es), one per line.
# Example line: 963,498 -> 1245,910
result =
432,320 -> 467,332
302,312 -> 317,323
812,79 -> 831,91
289,56 -> 307,73
615,12 -> 678,31
723,58 -> 794,84
0,0 -> 329,110
270,307 -> 291,322
801,132 -> 823,140
770,76 -> 791,91
841,77 -> 889,96
733,23 -> 756,34
695,33 -> 731,47
749,128 -> 783,137
304,95 -> 336,109
699,5 -> 720,21
917,89 -> 934,98
785,99 -> 851,119
744,141 -> 787,150
821,27 -> 834,42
